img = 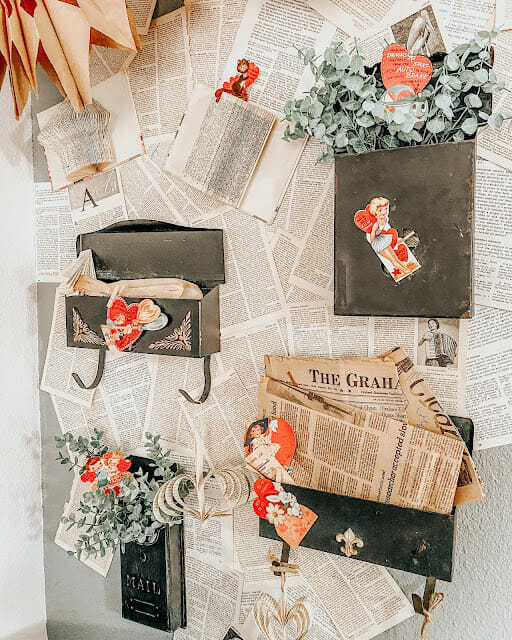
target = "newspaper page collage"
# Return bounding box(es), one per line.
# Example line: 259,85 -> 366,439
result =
32,0 -> 509,638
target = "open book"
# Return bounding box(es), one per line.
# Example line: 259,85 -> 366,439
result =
166,84 -> 305,223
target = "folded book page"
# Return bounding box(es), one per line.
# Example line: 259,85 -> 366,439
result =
166,87 -> 277,211
258,376 -> 465,514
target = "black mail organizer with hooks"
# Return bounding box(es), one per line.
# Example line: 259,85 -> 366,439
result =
260,416 -> 474,583
65,220 -> 225,403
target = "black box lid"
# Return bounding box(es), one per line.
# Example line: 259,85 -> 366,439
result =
77,220 -> 225,289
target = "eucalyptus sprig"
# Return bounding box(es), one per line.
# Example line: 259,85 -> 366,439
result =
283,30 -> 510,161
55,431 -> 185,560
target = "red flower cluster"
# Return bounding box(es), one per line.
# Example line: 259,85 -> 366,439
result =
80,451 -> 132,496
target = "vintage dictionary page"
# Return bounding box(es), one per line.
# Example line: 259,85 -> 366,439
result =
35,183 -> 75,282
381,347 -> 483,504
466,305 -> 512,450
128,9 -> 193,142
258,377 -> 464,514
89,45 -> 136,87
126,0 -> 158,35
185,0 -> 249,87
166,86 -> 276,210
174,550 -> 243,640
184,512 -> 235,570
296,547 -> 414,640
55,475 -> 114,577
474,160 -> 512,312
306,0 -> 399,36
437,0 -> 495,46
265,354 -> 407,420
476,32 -> 512,171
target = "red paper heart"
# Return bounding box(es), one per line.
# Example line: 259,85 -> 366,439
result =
107,298 -> 143,351
254,478 -> 276,499
244,418 -> 296,468
394,243 -> 409,262
253,497 -> 270,519
354,208 -> 377,234
381,44 -> 432,94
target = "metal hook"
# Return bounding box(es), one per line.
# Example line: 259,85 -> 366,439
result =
179,355 -> 212,404
72,349 -> 106,390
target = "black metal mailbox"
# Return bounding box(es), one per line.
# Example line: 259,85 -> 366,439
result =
334,139 -> 475,319
120,456 -> 186,634
65,220 -> 225,400
260,417 -> 474,582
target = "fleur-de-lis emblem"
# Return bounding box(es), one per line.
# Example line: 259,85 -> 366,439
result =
336,528 -> 364,558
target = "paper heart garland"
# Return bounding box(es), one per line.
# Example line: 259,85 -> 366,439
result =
381,44 -> 432,94
153,467 -> 251,523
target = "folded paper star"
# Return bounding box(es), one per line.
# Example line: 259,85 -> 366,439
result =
0,0 -> 141,118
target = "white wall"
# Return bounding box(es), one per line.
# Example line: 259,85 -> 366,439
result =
0,85 -> 47,639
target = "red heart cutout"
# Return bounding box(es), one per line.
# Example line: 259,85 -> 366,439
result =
354,208 -> 377,234
107,298 -> 143,351
254,478 -> 276,499
381,44 -> 432,94
244,418 -> 296,468
253,497 -> 270,519
394,243 -> 409,262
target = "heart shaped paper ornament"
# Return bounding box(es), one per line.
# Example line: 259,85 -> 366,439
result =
394,243 -> 409,262
244,418 -> 296,468
381,44 -> 432,94
254,592 -> 310,640
103,297 -> 167,352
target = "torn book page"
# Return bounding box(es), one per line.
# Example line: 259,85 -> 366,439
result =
128,9 -> 192,142
496,0 -> 512,31
466,304 -> 512,450
258,376 -> 465,514
89,45 -> 136,87
35,182 -> 75,282
55,474 -> 114,577
437,0 -> 495,46
174,550 -> 243,640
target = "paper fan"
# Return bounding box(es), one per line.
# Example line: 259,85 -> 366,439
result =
0,0 -> 141,118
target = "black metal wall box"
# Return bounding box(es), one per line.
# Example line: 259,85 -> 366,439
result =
121,456 -> 186,633
65,220 -> 225,400
260,417 -> 473,581
335,139 -> 475,319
